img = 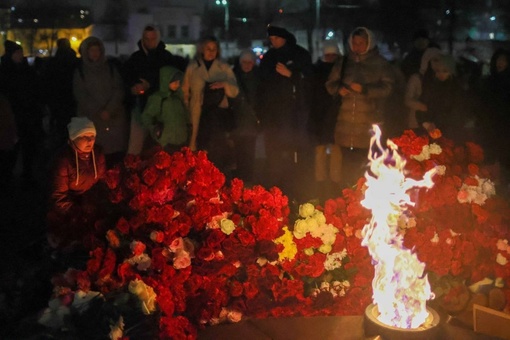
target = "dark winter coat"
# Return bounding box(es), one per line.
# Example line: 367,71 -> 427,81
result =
309,59 -> 337,145
417,76 -> 464,134
231,64 -> 261,136
73,37 -> 128,155
257,34 -> 313,130
43,45 -> 77,112
122,40 -> 187,110
0,52 -> 43,131
326,27 -> 394,149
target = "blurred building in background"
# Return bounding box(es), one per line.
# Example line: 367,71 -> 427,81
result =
0,0 -> 509,65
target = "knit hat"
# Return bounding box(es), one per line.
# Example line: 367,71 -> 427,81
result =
68,117 -> 96,141
322,43 -> 340,55
239,49 -> 257,62
4,40 -> 22,54
267,25 -> 291,40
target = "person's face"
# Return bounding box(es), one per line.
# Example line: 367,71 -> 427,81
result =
73,133 -> 96,153
269,36 -> 286,49
142,30 -> 159,50
351,35 -> 368,55
240,59 -> 255,73
414,37 -> 429,50
203,41 -> 218,61
169,79 -> 180,91
434,66 -> 451,81
496,55 -> 508,73
323,53 -> 339,64
11,49 -> 23,64
87,45 -> 101,63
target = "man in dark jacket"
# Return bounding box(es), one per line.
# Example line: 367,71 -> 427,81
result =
122,25 -> 188,155
0,40 -> 44,186
43,38 -> 78,149
257,24 -> 313,199
122,25 -> 187,110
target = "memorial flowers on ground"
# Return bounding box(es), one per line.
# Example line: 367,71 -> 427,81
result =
38,129 -> 510,339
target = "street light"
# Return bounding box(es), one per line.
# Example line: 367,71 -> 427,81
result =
215,0 -> 229,37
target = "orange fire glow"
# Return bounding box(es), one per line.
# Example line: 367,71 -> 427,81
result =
361,125 -> 436,329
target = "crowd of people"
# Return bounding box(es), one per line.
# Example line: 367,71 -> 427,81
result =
1,24 -> 510,234
0,23 -> 510,336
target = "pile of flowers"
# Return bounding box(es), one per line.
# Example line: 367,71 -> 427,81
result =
38,129 -> 510,339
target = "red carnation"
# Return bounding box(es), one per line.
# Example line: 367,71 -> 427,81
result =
466,142 -> 484,164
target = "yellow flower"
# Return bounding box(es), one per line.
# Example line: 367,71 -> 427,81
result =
293,219 -> 308,239
220,218 -> 236,235
318,244 -> 332,254
274,226 -> 297,261
306,217 -> 319,236
304,247 -> 315,256
299,203 -> 315,218
313,210 -> 326,225
128,279 -> 157,315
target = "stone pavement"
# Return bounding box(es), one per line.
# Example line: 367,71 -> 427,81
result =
197,315 -> 503,340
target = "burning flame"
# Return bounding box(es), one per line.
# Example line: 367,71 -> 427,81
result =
361,125 -> 436,329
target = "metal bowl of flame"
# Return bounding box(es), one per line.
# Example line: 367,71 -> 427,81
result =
364,304 -> 441,340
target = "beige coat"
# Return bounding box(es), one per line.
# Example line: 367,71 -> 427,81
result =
182,58 -> 239,148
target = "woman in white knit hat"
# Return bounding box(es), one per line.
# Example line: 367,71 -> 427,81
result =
47,116 -> 106,249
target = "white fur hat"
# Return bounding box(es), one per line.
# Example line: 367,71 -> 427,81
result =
68,117 -> 96,140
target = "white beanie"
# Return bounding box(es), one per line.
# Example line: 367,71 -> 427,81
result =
68,117 -> 96,140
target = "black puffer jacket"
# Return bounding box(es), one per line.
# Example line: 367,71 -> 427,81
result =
122,41 -> 187,110
257,33 -> 313,129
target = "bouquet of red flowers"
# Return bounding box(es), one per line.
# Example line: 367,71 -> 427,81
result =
38,128 -> 510,338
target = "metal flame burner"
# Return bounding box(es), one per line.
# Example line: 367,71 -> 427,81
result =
364,304 -> 441,340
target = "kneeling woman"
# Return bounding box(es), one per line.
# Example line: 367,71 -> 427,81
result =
47,117 -> 106,250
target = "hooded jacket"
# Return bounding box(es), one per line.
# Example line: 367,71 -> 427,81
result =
142,66 -> 189,146
50,142 -> 106,214
326,27 -> 394,149
73,36 -> 128,155
122,40 -> 187,111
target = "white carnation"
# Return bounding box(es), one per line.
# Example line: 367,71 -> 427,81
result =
496,253 -> 508,266
435,165 -> 446,176
428,143 -> 442,155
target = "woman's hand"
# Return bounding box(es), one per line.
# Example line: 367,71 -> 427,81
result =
416,102 -> 428,112
208,82 -> 225,90
339,87 -> 350,97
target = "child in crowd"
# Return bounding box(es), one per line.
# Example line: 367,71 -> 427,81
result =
47,116 -> 106,250
142,66 -> 190,154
